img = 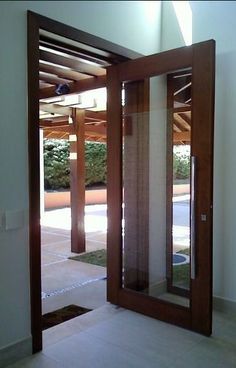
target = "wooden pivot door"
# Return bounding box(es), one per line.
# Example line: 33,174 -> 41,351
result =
107,40 -> 215,335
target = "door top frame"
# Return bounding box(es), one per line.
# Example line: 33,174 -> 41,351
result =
109,39 -> 215,82
28,11 -> 143,62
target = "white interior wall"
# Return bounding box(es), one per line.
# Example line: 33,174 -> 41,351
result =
190,1 -> 236,303
0,0 -> 162,352
160,1 -> 184,52
161,1 -> 236,304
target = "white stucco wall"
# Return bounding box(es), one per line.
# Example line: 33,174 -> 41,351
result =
161,1 -> 236,304
160,1 -> 184,51
0,0 -> 162,350
191,1 -> 236,303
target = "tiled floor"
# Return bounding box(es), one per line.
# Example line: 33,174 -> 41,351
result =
18,205 -> 235,367
6,304 -> 236,368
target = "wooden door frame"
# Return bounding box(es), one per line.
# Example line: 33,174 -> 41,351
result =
27,10 -> 142,353
107,40 -> 215,335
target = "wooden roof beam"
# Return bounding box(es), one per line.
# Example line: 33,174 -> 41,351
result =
40,75 -> 106,99
40,49 -> 106,77
173,131 -> 190,143
39,72 -> 71,85
42,123 -> 106,136
85,110 -> 106,122
40,102 -> 72,116
40,62 -> 90,82
179,112 -> 191,125
173,106 -> 191,113
174,113 -> 191,131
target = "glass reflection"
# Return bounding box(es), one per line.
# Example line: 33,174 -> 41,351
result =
121,69 -> 192,307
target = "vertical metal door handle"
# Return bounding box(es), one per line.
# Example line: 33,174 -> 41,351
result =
191,156 -> 196,280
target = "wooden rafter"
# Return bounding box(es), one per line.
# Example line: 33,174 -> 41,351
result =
40,74 -> 106,99
40,49 -> 106,77
173,113 -> 191,131
173,131 -> 190,143
40,37 -> 110,66
40,62 -> 90,81
173,106 -> 191,113
70,109 -> 85,253
39,72 -> 71,86
40,102 -> 72,116
179,112 -> 191,125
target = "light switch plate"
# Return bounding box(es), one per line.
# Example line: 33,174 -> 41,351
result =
0,211 -> 5,230
5,210 -> 24,230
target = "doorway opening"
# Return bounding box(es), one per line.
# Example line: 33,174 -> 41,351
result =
39,30 -> 108,332
28,11 -> 141,352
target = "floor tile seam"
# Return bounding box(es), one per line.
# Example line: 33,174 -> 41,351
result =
173,335 -> 236,365
169,337 -> 210,365
41,351 -> 67,367
42,308 -> 126,349
86,239 -> 106,245
42,325 -> 85,349
42,249 -> 71,258
196,335 -> 236,352
42,234 -> 71,240
41,239 -> 71,247
42,276 -> 106,298
42,236 -> 105,245
43,314 -> 120,349
43,328 -> 150,363
176,348 -> 235,367
81,315 -> 207,356
74,328 -> 179,365
86,232 -> 105,237
42,259 -> 68,267
86,233 -> 106,239
41,229 -> 69,234
83,323 -> 203,354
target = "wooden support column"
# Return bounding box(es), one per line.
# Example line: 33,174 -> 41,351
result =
70,108 -> 85,253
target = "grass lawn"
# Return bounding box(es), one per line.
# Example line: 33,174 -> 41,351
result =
69,249 -> 106,267
69,247 -> 190,289
173,248 -> 190,288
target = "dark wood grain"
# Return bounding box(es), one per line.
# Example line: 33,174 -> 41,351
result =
116,45 -> 192,82
166,74 -> 174,292
70,109 -> 85,253
119,288 -> 191,330
191,40 -> 215,336
27,11 -> 42,353
28,11 -> 142,61
106,66 -> 122,304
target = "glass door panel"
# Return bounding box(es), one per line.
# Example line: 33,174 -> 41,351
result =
107,40 -> 215,335
122,70 -> 192,308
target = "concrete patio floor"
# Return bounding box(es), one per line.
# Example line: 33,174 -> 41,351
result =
41,205 -> 107,315
41,199 -> 190,315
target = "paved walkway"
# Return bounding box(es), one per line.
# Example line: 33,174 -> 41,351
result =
41,201 -> 190,314
41,205 -> 107,314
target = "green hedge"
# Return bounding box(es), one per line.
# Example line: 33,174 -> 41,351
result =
44,139 -> 189,190
44,139 -> 106,190
173,152 -> 190,180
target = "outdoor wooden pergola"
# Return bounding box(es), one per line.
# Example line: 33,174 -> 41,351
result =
38,29 -> 111,254
38,29 -> 192,254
